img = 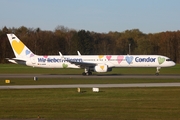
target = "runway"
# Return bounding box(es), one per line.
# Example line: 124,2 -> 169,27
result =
0,74 -> 180,89
1,83 -> 180,89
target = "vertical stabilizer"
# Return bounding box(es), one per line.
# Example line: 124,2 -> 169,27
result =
7,34 -> 35,58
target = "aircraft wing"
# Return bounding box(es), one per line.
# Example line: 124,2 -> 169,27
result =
66,59 -> 96,68
60,52 -> 96,67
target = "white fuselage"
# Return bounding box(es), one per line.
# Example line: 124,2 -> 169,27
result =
22,55 -> 175,68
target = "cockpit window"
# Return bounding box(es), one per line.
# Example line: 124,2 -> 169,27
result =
166,59 -> 172,61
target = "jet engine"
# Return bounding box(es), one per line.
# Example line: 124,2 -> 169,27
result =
94,64 -> 112,72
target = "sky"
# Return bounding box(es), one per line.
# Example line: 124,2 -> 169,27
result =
0,0 -> 180,33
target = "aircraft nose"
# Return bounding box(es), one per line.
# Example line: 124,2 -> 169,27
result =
171,61 -> 176,66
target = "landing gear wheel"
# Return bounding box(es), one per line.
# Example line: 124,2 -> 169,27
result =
85,72 -> 92,76
155,72 -> 159,76
89,72 -> 92,75
83,67 -> 92,76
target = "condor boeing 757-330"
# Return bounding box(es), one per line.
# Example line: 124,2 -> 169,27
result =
7,34 -> 175,75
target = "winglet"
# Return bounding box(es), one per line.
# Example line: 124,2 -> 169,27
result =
59,51 -> 65,59
77,51 -> 81,56
59,52 -> 63,57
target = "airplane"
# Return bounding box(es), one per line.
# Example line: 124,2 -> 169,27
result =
6,34 -> 175,75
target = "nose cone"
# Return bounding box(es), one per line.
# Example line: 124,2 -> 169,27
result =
170,61 -> 176,67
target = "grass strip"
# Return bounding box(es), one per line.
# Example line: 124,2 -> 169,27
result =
0,64 -> 180,74
0,87 -> 180,119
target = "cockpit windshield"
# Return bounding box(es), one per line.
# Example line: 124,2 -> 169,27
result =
166,59 -> 172,61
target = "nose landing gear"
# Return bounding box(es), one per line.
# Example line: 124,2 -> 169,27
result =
155,67 -> 161,76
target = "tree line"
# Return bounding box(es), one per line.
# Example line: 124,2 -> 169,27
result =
0,26 -> 180,63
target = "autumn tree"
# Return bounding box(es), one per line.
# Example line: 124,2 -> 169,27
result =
0,26 -> 180,63
76,30 -> 94,55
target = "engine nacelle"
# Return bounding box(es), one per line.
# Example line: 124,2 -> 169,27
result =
94,64 -> 112,72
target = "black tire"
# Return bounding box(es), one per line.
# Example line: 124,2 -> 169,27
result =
155,73 -> 159,76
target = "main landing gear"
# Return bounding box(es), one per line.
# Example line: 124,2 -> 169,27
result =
82,71 -> 92,76
155,67 -> 161,76
82,67 -> 92,76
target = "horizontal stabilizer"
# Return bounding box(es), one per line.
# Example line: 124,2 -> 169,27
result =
6,58 -> 27,65
6,58 -> 27,62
